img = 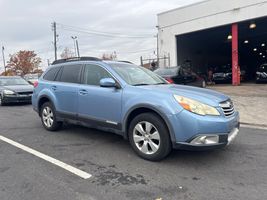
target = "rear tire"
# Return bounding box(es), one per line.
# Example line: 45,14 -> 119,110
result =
128,113 -> 172,161
40,102 -> 62,131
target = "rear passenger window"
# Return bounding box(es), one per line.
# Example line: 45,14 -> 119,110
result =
43,67 -> 60,81
83,64 -> 112,86
59,65 -> 82,83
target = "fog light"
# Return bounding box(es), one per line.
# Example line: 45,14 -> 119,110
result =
190,135 -> 219,145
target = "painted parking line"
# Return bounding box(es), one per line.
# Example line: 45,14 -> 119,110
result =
0,135 -> 92,179
240,124 -> 267,131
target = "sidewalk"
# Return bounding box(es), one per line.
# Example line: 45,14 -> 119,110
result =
208,83 -> 267,127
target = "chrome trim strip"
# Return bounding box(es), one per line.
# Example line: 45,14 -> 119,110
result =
227,128 -> 239,145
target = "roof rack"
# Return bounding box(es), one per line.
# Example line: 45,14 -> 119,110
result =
52,57 -> 102,65
118,60 -> 133,64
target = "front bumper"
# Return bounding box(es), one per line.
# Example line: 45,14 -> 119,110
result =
2,95 -> 32,103
169,109 -> 240,150
256,77 -> 267,82
173,127 -> 239,150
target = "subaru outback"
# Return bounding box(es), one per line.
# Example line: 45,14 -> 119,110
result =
32,57 -> 239,161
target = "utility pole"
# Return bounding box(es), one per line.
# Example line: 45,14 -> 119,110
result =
52,22 -> 58,61
156,26 -> 159,68
1,46 -> 6,75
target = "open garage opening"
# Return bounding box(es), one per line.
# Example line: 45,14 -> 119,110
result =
176,17 -> 267,85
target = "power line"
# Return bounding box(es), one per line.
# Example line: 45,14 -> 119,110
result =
57,23 -> 154,39
118,48 -> 156,54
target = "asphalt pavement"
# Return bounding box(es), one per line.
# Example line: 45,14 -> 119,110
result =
0,104 -> 267,200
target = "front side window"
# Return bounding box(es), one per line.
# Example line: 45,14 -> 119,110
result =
59,65 -> 82,83
83,64 -> 112,86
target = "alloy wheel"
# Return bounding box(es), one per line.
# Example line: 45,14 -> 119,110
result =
42,106 -> 54,128
133,121 -> 161,155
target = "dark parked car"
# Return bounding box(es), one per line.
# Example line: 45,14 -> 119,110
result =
0,76 -> 34,106
213,65 -> 247,83
212,65 -> 232,83
256,64 -> 267,83
154,67 -> 206,88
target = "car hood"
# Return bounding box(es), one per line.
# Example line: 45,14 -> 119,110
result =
138,84 -> 229,106
1,85 -> 34,93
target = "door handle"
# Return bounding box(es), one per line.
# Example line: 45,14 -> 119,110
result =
51,86 -> 57,91
79,89 -> 88,95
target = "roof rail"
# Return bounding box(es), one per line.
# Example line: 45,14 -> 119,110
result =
118,60 -> 133,64
52,57 -> 102,65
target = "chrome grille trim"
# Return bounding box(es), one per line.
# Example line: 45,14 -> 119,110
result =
219,100 -> 235,117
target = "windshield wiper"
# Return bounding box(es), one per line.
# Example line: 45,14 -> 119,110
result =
133,83 -> 150,86
154,82 -> 168,85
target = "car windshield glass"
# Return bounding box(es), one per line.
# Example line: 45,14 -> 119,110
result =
24,74 -> 39,80
258,64 -> 267,72
0,77 -> 29,86
214,65 -> 232,73
154,67 -> 179,76
109,63 -> 167,85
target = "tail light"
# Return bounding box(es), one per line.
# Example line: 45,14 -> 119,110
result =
33,81 -> 38,88
166,78 -> 174,84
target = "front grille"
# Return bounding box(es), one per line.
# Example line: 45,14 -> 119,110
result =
219,100 -> 235,117
18,91 -> 33,95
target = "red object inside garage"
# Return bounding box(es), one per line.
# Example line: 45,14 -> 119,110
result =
232,23 -> 240,86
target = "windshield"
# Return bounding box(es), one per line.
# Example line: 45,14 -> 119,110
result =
214,65 -> 232,73
154,67 -> 179,76
0,77 -> 30,86
24,74 -> 39,80
109,63 -> 167,85
258,64 -> 267,72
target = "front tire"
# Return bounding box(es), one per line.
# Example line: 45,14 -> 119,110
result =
201,80 -> 206,88
40,102 -> 62,131
0,95 -> 5,106
129,113 -> 171,161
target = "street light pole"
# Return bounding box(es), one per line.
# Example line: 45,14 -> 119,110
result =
1,46 -> 6,75
71,36 -> 77,57
76,39 -> 80,57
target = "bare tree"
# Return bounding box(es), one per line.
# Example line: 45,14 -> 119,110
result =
60,47 -> 75,59
101,51 -> 117,60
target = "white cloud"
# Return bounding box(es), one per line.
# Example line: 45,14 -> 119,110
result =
0,0 -> 202,71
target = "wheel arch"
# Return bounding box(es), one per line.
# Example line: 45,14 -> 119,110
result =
37,95 -> 54,116
123,104 -> 176,143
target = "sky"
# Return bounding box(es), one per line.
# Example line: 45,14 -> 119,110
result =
0,0 -> 201,71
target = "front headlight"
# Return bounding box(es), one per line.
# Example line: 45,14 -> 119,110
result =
3,89 -> 16,95
174,95 -> 220,116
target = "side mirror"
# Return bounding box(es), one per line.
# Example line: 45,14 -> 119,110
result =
100,78 -> 116,88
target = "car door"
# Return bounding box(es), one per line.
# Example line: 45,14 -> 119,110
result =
77,64 -> 122,129
52,64 -> 82,118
